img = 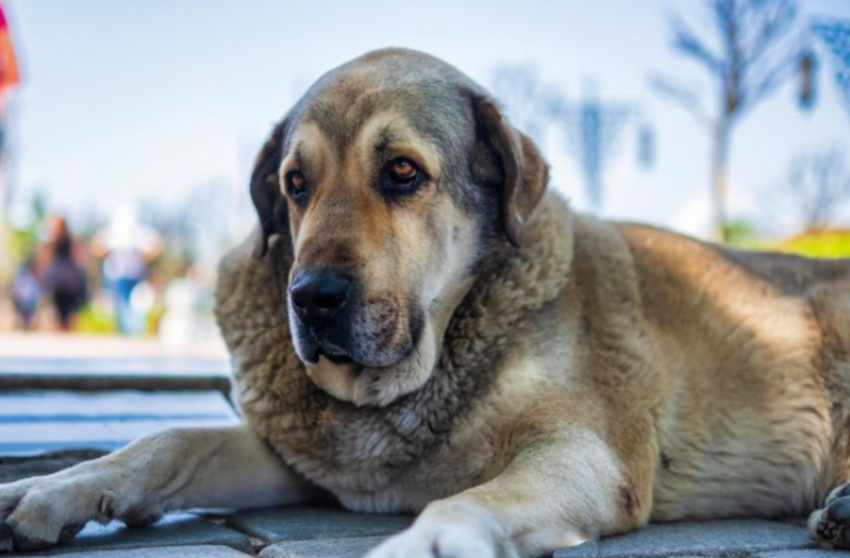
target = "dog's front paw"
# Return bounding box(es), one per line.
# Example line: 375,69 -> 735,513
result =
0,474 -> 109,553
365,502 -> 517,558
809,483 -> 850,549
0,467 -> 156,554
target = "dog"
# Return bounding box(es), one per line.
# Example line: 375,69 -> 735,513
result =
2,48 -> 850,557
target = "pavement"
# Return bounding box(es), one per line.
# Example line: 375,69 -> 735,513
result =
0,333 -> 228,360
0,342 -> 840,558
0,423 -> 835,558
0,491 -> 831,558
0,334 -> 231,393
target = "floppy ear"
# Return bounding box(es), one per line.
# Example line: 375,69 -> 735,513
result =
250,120 -> 288,259
473,96 -> 549,247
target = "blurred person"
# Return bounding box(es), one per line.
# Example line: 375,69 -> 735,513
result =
10,256 -> 39,329
40,215 -> 87,331
92,205 -> 162,336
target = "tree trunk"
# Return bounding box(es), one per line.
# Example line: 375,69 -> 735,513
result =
711,120 -> 731,243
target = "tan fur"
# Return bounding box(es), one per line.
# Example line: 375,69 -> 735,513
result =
211,187 -> 850,555
2,48 -> 850,557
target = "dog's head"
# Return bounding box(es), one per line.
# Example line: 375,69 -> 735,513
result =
250,48 -> 548,406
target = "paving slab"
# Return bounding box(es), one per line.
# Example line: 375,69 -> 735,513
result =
0,356 -> 230,394
224,507 -> 413,544
28,545 -> 253,558
6,513 -> 253,556
755,551 -> 848,558
0,390 -> 240,457
259,536 -> 388,558
0,449 -> 105,484
553,520 -> 814,558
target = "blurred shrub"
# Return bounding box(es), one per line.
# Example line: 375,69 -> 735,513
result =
777,229 -> 850,259
723,219 -> 759,246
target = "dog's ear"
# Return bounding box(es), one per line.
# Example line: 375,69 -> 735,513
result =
472,96 -> 549,247
250,119 -> 288,259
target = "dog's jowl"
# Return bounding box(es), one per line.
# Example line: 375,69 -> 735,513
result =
2,48 -> 850,557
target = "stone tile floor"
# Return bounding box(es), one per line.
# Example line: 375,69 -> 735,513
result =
0,411 -> 838,558
0,358 -> 839,558
0,475 -> 834,558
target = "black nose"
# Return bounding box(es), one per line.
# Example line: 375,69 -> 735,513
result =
290,268 -> 353,321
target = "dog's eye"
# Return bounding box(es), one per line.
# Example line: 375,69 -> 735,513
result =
286,171 -> 308,199
389,158 -> 417,184
383,158 -> 425,196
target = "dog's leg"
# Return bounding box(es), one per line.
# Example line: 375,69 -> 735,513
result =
0,426 -> 316,553
809,482 -> 850,549
366,428 -> 651,558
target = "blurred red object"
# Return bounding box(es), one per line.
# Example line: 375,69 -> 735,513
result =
0,2 -> 20,91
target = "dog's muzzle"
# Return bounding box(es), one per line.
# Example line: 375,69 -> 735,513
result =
290,267 -> 353,321
289,267 -> 358,365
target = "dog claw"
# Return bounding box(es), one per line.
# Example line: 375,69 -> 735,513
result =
811,493 -> 850,550
99,491 -> 116,520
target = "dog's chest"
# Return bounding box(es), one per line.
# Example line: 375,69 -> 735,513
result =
248,404 -> 494,513
333,425 -> 496,513
236,371 -> 499,513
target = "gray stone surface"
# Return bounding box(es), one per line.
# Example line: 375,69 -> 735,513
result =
755,551 -> 849,558
0,450 -> 105,483
0,391 -> 239,458
224,506 -> 412,544
28,545 -> 252,558
553,520 -> 814,558
7,514 -> 253,556
0,357 -> 230,395
259,536 -> 388,558
555,541 -> 599,557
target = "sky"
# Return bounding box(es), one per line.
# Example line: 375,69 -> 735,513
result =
5,0 -> 850,241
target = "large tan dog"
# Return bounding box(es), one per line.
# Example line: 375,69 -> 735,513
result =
2,48 -> 850,557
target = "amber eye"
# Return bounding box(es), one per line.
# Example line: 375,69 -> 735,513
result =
381,157 -> 427,197
388,158 -> 418,185
286,171 -> 307,199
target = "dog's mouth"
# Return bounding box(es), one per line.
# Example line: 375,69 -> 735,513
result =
304,340 -> 369,369
302,338 -> 416,371
316,348 -> 357,367
293,305 -> 424,370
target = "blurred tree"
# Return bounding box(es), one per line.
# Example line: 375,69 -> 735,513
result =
140,177 -> 239,270
557,87 -> 634,212
780,146 -> 850,232
490,65 -> 562,148
812,18 -> 850,119
651,0 -> 805,242
490,66 -> 654,212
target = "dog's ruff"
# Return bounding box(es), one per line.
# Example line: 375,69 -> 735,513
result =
216,193 -> 574,502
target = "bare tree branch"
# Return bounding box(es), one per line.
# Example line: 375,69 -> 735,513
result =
670,14 -> 725,76
743,0 -> 797,65
648,74 -> 714,130
779,146 -> 850,231
490,65 -> 564,147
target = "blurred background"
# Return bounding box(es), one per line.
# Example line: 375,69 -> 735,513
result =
0,0 -> 849,357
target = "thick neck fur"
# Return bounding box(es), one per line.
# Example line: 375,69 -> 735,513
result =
214,193 -> 575,495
